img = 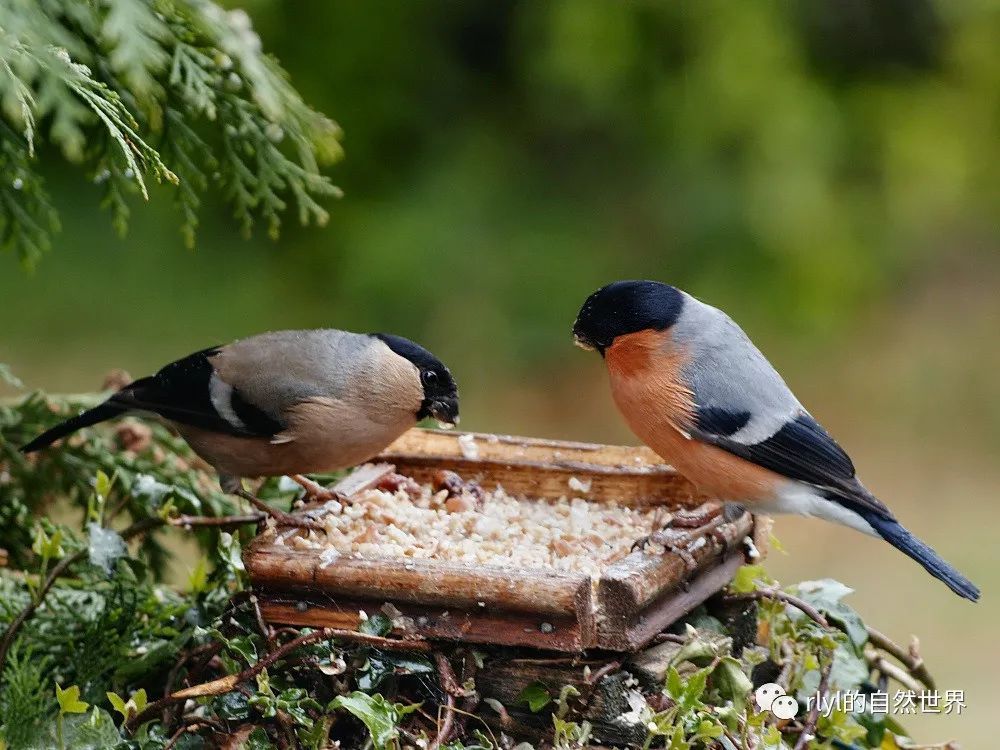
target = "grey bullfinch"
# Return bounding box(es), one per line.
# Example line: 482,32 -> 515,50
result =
573,280 -> 979,601
21,329 -> 459,528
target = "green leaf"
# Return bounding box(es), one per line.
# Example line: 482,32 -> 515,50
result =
106,691 -> 126,718
55,683 -> 88,714
187,556 -> 209,593
94,470 -> 112,499
681,667 -> 708,709
517,681 -> 552,713
358,611 -> 393,637
245,727 -> 275,749
33,526 -> 65,559
61,708 -> 122,749
797,642 -> 868,701
358,650 -> 433,691
792,579 -> 868,651
730,564 -> 769,593
713,657 -> 753,703
328,692 -> 408,750
666,666 -> 684,701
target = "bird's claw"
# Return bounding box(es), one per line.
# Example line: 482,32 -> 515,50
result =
237,489 -> 324,531
291,474 -> 350,505
268,509 -> 325,531
632,506 -> 731,575
646,528 -> 700,573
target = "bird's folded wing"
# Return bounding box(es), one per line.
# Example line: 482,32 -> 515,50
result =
110,347 -> 284,438
690,411 -> 894,519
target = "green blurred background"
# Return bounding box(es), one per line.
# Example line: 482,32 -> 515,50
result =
2,1 -> 997,743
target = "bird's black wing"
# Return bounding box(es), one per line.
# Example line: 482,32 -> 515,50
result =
690,410 -> 894,519
110,347 -> 284,438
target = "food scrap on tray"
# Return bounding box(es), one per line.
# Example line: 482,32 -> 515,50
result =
265,465 -> 671,576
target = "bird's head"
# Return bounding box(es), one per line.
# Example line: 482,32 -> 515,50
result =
374,334 -> 459,427
572,280 -> 684,356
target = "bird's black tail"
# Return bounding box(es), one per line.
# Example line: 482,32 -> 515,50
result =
20,401 -> 126,453
859,511 -> 980,601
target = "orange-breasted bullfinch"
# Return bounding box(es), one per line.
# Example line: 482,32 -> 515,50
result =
21,329 -> 459,527
573,280 -> 979,601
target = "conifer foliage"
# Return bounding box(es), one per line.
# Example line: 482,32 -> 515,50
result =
0,0 -> 343,267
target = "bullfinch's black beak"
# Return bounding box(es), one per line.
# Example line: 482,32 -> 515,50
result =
428,398 -> 459,428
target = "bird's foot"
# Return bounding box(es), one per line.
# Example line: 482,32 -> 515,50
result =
668,502 -> 725,529
290,474 -> 350,504
631,506 -> 729,575
646,528 -> 700,573
237,489 -> 324,531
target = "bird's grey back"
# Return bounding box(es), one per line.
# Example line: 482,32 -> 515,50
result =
213,329 -> 377,419
671,292 -> 802,443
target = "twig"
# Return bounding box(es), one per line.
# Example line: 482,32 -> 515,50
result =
164,717 -> 221,749
793,652 -> 831,750
453,649 -> 481,738
585,660 -> 621,686
163,725 -> 188,750
429,694 -> 456,750
250,594 -> 273,643
168,513 -> 264,528
724,588 -> 829,629
434,651 -> 470,697
865,646 -> 925,694
128,627 -> 431,731
777,642 -> 795,692
866,626 -> 936,691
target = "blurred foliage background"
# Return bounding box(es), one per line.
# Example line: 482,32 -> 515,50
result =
1,0 -> 997,744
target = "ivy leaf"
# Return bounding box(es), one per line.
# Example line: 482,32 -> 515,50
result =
33,526 -> 65,559
713,656 -> 753,704
55,683 -> 89,714
328,692 -> 410,750
106,691 -> 126,717
217,531 -> 246,580
358,612 -> 392,637
105,688 -> 146,721
680,667 -> 708,711
59,708 -> 121,749
730,564 -> 769,593
792,579 -> 868,651
666,665 -> 684,701
517,681 -> 552,713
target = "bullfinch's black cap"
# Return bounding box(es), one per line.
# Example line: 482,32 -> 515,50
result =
573,280 -> 684,355
374,333 -> 459,425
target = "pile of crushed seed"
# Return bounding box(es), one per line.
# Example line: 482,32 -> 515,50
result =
272,468 -> 670,576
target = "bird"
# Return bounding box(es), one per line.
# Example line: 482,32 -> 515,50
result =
21,329 -> 459,528
572,280 -> 980,601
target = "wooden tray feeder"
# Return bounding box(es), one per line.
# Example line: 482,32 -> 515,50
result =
245,429 -> 764,653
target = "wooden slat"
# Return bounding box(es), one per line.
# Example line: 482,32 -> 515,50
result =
382,429 -> 670,469
379,429 -> 702,507
258,596 -> 588,651
246,540 -> 589,616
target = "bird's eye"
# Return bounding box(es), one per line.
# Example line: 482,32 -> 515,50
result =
421,370 -> 439,387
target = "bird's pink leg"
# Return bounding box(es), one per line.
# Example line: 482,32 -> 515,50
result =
632,503 -> 729,573
290,474 -> 354,506
236,488 -> 324,531
668,502 -> 725,528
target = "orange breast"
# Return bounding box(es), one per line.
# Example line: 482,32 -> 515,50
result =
605,330 -> 783,502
